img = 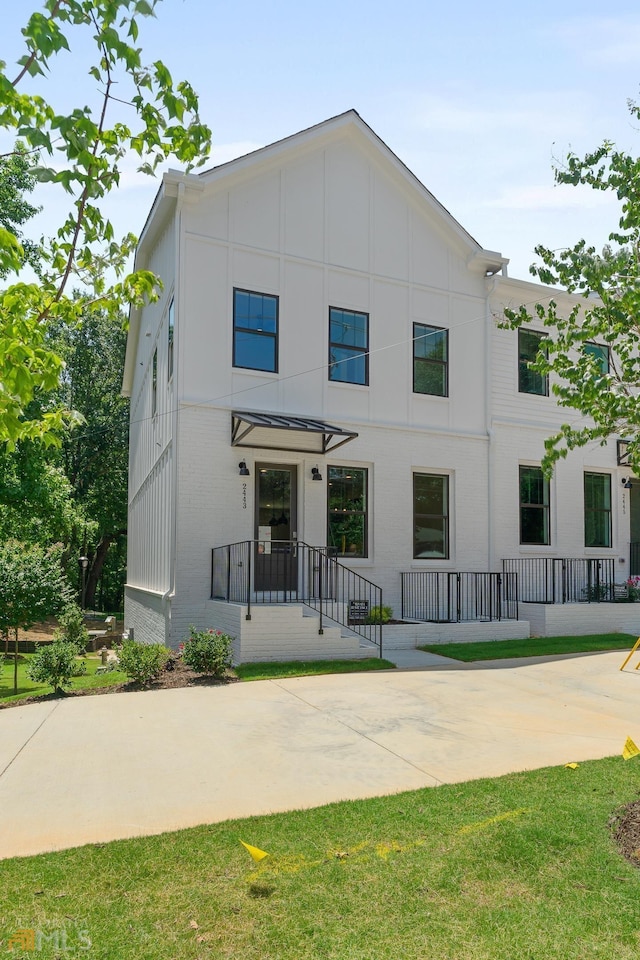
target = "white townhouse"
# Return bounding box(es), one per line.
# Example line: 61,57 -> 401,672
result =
122,110 -> 640,660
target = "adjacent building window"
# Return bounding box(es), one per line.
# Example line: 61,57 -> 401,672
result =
584,342 -> 610,375
519,466 -> 550,545
413,323 -> 448,396
413,474 -> 449,559
329,307 -> 369,385
167,297 -> 174,380
584,473 -> 612,547
518,329 -> 548,396
233,288 -> 278,372
327,467 -> 368,558
151,348 -> 157,416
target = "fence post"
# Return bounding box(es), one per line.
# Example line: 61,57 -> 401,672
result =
245,541 -> 252,620
318,548 -> 324,635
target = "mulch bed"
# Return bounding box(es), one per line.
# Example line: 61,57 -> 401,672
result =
0,658 -> 238,710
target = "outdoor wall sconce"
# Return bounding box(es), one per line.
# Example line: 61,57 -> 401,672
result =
311,466 -> 323,481
622,477 -> 633,489
238,461 -> 250,476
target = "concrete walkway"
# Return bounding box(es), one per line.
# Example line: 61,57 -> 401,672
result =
0,649 -> 638,860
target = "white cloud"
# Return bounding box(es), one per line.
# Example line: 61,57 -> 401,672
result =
487,182 -> 615,211
551,16 -> 640,65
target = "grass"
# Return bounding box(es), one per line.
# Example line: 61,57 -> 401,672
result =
1,756 -> 639,958
235,657 -> 395,681
0,654 -> 127,704
420,632 -> 638,662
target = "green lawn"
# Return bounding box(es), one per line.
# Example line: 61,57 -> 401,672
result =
420,632 -> 637,662
1,756 -> 639,958
0,655 -> 127,704
235,657 -> 395,681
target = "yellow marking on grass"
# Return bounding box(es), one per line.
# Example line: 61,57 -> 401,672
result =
457,809 -> 530,835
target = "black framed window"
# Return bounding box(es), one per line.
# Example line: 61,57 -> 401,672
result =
584,342 -> 610,375
584,473 -> 611,547
413,474 -> 449,559
327,467 -> 367,558
329,307 -> 368,385
519,466 -> 550,545
413,323 -> 448,396
167,297 -> 174,380
151,348 -> 157,416
233,288 -> 278,373
518,329 -> 548,396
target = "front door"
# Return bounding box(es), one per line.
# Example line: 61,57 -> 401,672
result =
255,464 -> 298,593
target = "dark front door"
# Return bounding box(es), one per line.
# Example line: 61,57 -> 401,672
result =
255,464 -> 298,592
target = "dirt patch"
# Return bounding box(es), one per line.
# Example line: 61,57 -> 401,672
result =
610,798 -> 640,866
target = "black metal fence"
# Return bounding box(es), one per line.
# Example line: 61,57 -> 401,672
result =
211,539 -> 382,655
400,572 -> 518,623
501,557 -> 616,603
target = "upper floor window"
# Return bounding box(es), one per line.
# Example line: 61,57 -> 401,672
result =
233,288 -> 278,373
518,329 -> 548,396
167,297 -> 175,380
327,466 -> 368,558
413,323 -> 448,396
329,307 -> 368,385
584,472 -> 611,547
584,342 -> 610,375
519,466 -> 550,545
413,473 -> 449,559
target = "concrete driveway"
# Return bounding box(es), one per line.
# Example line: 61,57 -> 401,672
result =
0,649 -> 638,860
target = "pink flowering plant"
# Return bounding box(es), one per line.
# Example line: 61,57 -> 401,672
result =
182,626 -> 233,677
626,577 -> 640,601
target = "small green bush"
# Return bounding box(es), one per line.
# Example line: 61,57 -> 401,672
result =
182,627 -> 232,677
28,640 -> 86,693
365,605 -> 393,624
117,640 -> 170,685
54,603 -> 90,653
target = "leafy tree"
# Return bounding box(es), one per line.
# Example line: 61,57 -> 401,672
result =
0,0 -> 211,447
0,146 -> 41,278
0,541 -> 71,693
502,99 -> 640,476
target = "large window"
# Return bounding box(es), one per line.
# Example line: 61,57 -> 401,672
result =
329,307 -> 369,385
584,473 -> 612,547
584,342 -> 610,375
518,329 -> 548,396
233,288 -> 278,372
413,323 -> 448,396
519,466 -> 550,545
167,297 -> 174,380
327,467 -> 367,558
413,474 -> 449,559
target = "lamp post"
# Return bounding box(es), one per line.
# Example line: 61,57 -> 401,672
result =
79,555 -> 89,610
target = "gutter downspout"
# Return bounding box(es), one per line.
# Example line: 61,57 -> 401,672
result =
485,273 -> 501,573
168,180 -> 186,643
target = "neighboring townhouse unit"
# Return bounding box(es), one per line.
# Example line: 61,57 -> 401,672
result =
122,110 -> 640,659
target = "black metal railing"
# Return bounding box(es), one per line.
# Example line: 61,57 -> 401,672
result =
400,572 -> 518,623
501,557 -> 616,603
211,540 -> 383,655
630,542 -> 640,577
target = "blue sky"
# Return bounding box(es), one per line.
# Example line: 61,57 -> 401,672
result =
4,0 -> 640,280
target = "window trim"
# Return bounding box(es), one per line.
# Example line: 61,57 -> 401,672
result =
327,465 -> 368,559
519,465 -> 550,546
518,328 -> 549,396
328,306 -> 369,386
413,472 -> 450,560
413,322 -> 448,397
233,287 -> 279,374
584,471 -> 612,548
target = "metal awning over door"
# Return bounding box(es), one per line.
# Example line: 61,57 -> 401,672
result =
231,410 -> 358,453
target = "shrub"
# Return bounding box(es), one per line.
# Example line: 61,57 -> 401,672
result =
182,627 -> 233,677
28,640 -> 86,694
117,640 -> 170,685
365,605 -> 393,624
54,603 -> 90,653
